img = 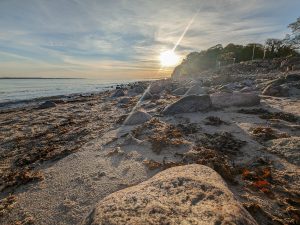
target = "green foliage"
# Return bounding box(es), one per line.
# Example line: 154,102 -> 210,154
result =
285,17 -> 300,49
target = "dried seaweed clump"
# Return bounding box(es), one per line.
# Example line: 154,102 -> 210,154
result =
251,127 -> 289,142
182,146 -> 236,182
0,195 -> 17,217
196,132 -> 246,156
240,157 -> 300,225
148,124 -> 185,154
238,108 -> 299,123
1,169 -> 44,192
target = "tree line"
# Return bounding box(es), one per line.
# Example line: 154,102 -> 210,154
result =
181,17 -> 300,71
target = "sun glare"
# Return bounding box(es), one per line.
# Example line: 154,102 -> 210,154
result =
159,50 -> 180,67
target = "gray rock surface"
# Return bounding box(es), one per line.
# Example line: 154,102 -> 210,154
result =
172,87 -> 188,96
83,165 -> 257,225
185,84 -> 207,96
124,110 -> 152,125
38,101 -> 56,109
163,95 -> 212,115
211,92 -> 260,108
111,89 -> 125,98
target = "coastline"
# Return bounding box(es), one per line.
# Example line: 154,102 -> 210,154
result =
0,72 -> 299,225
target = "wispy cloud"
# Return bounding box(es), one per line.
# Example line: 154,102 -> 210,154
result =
0,0 -> 299,78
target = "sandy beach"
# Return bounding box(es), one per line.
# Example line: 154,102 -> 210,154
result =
0,69 -> 300,225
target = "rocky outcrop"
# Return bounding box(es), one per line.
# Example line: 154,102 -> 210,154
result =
83,165 -> 257,225
38,101 -> 56,109
163,95 -> 212,115
124,110 -> 152,125
211,92 -> 260,108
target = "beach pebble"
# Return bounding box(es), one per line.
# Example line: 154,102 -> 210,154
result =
83,165 -> 257,225
211,92 -> 260,108
163,94 -> 212,115
118,97 -> 130,104
38,101 -> 57,109
124,110 -> 152,125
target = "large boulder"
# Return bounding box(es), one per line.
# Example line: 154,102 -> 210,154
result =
211,92 -> 260,108
172,87 -> 189,96
262,83 -> 289,97
38,101 -> 56,109
124,110 -> 152,125
83,165 -> 257,225
163,95 -> 212,115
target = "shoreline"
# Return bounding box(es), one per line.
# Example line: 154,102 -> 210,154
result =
0,70 -> 299,225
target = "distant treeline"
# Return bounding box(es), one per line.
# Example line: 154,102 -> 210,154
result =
174,17 -> 300,74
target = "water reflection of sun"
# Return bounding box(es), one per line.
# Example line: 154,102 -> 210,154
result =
159,50 -> 180,67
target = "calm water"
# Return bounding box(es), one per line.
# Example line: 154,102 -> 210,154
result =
0,78 -> 145,104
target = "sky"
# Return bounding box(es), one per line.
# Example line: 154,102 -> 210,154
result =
0,0 -> 299,79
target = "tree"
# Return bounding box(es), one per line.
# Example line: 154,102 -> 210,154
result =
285,17 -> 300,50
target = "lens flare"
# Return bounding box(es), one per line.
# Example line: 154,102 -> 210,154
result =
159,50 -> 180,67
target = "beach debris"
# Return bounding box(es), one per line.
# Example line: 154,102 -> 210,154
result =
83,165 -> 258,225
111,89 -> 125,98
38,101 -> 56,109
182,146 -> 236,182
0,195 -> 17,217
162,94 -> 212,115
124,110 -> 152,125
2,169 -> 44,191
204,116 -> 227,126
251,127 -> 289,142
176,123 -> 199,135
196,132 -> 246,156
238,108 -> 299,122
143,159 -> 162,170
211,92 -> 260,108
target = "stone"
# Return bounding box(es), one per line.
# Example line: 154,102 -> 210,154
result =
285,73 -> 300,82
38,101 -> 56,109
211,92 -> 260,108
111,89 -> 125,98
163,95 -> 212,115
124,110 -> 152,125
83,165 -> 257,225
118,97 -> 130,104
262,83 -> 289,97
184,84 -> 206,96
172,87 -> 188,96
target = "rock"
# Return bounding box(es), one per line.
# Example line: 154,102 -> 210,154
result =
38,101 -> 56,109
124,110 -> 152,125
111,89 -> 125,98
118,97 -> 130,104
172,87 -> 188,96
266,137 -> 300,166
211,92 -> 260,108
163,95 -> 212,115
149,82 -> 163,94
185,84 -> 207,96
285,73 -> 300,82
83,165 -> 257,225
141,91 -> 152,101
262,83 -> 289,97
133,85 -> 145,94
240,87 -> 254,93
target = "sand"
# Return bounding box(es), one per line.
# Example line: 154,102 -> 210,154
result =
0,78 -> 299,225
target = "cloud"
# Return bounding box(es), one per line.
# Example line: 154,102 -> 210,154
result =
0,0 -> 299,78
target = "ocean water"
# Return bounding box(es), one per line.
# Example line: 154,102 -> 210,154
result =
0,78 -> 147,105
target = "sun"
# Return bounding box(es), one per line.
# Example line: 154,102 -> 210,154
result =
159,50 -> 180,67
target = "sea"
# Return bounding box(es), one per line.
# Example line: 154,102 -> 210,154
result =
0,78 -> 153,108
